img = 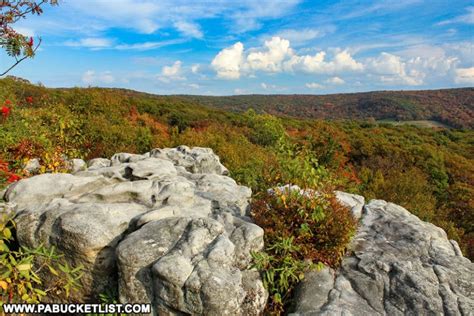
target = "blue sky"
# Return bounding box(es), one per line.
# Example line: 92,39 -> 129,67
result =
1,0 -> 473,95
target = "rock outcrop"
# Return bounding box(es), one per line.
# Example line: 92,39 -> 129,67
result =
2,147 -> 473,315
292,199 -> 474,316
2,146 -> 266,315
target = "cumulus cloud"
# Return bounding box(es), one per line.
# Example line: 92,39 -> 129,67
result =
306,82 -> 324,89
285,50 -> 363,74
211,42 -> 244,79
367,52 -> 424,86
82,70 -> 115,85
247,37 -> 293,72
211,36 -> 472,87
162,61 -> 181,76
159,61 -> 186,82
325,76 -> 345,85
211,37 -> 363,79
454,67 -> 474,84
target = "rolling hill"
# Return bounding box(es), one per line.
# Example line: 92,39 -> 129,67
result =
178,88 -> 474,129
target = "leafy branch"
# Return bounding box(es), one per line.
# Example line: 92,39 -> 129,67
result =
0,0 -> 57,76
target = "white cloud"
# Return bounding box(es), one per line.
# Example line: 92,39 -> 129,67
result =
261,82 -> 277,89
285,50 -> 363,74
306,82 -> 324,89
211,42 -> 244,79
438,6 -> 474,25
82,71 -> 95,84
368,52 -> 405,75
228,0 -> 302,33
325,76 -> 345,85
443,42 -> 474,65
273,28 -> 325,46
68,0 -> 161,34
191,64 -> 201,74
333,50 -> 364,72
162,61 -> 182,77
367,52 -> 424,86
64,37 -> 113,49
12,26 -> 35,37
247,37 -> 293,72
234,88 -> 248,94
174,21 -> 203,39
115,39 -> 185,50
188,83 -> 200,89
65,37 -> 185,51
211,37 -> 364,79
454,67 -> 474,84
159,60 -> 185,82
57,0 -> 301,38
82,70 -> 115,85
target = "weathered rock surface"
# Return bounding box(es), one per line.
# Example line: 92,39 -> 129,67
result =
3,146 -> 473,315
3,146 -> 266,315
23,158 -> 41,174
292,199 -> 474,316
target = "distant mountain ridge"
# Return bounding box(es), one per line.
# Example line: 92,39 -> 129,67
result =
177,88 -> 474,129
2,77 -> 472,129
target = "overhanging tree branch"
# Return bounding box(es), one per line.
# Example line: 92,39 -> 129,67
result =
0,0 -> 57,76
0,37 -> 41,76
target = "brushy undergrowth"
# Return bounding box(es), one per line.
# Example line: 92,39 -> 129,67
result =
0,212 -> 84,310
250,138 -> 358,314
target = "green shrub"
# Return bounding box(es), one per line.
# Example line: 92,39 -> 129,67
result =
251,189 -> 357,314
270,136 -> 330,190
250,137 -> 357,314
0,213 -> 83,309
245,109 -> 285,147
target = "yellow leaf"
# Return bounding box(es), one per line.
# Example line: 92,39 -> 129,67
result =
0,280 -> 7,291
48,265 -> 59,276
3,227 -> 11,239
17,263 -> 32,272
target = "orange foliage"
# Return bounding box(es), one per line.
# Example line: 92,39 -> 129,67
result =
252,191 -> 357,267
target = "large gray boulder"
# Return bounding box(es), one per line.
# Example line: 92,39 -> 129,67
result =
3,147 -> 266,315
292,199 -> 474,316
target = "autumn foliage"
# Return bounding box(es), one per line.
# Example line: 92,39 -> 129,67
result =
0,77 -> 472,261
